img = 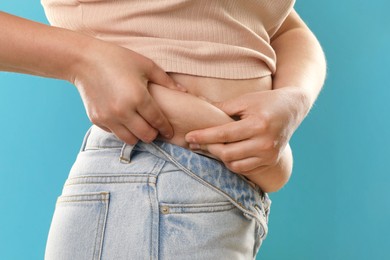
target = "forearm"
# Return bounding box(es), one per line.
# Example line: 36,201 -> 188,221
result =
271,10 -> 326,123
0,11 -> 92,81
246,144 -> 293,193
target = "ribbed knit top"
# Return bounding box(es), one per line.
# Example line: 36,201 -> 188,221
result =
41,0 -> 295,79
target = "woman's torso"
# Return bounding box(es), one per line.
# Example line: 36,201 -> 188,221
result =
40,0 -> 292,148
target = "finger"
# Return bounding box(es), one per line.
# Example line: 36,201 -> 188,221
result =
185,119 -> 256,144
190,142 -> 268,174
146,62 -> 187,92
240,165 -> 270,177
212,94 -> 250,117
205,139 -> 270,163
225,157 -> 264,174
108,123 -> 139,145
196,96 -> 241,121
189,143 -> 225,158
136,95 -> 174,139
122,113 -> 159,143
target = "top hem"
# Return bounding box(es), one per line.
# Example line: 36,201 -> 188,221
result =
154,58 -> 273,80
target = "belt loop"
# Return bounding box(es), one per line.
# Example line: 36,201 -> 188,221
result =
80,126 -> 93,152
120,143 -> 135,164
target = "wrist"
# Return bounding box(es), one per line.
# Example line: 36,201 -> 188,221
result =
62,31 -> 102,85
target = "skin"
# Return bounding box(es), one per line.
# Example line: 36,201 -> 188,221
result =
148,78 -> 293,192
185,10 -> 326,190
0,11 -> 185,143
0,9 -> 326,192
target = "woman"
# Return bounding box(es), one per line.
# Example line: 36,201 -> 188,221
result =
0,0 -> 325,259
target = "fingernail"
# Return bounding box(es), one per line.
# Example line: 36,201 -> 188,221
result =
185,136 -> 195,143
189,143 -> 200,150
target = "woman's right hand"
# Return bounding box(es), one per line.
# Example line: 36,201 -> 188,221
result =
71,39 -> 185,144
0,11 -> 183,144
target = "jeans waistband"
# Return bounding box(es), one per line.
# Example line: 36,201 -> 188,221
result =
82,125 -> 271,237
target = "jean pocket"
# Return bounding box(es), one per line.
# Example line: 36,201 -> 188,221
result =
159,201 -> 236,215
158,201 -> 257,259
45,192 -> 110,260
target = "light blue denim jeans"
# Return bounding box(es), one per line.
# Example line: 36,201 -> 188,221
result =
45,125 -> 271,260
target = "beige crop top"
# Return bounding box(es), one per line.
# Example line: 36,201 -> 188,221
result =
41,0 -> 295,79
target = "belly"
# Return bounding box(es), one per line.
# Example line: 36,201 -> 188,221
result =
169,73 -> 272,102
149,73 -> 272,149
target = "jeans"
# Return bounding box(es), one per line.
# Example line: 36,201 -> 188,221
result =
45,125 -> 271,260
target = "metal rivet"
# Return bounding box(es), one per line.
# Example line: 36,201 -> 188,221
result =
161,206 -> 170,214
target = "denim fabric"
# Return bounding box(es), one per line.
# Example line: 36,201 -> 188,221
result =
45,125 -> 271,260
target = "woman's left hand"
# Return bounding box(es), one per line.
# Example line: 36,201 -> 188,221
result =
185,86 -> 310,175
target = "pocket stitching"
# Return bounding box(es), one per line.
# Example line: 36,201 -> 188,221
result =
54,192 -> 110,260
95,193 -> 109,260
160,201 -> 236,215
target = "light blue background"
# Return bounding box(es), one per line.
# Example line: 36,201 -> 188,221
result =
0,1 -> 389,259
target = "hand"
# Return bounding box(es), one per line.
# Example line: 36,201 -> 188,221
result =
71,39 -> 186,144
185,87 -> 310,175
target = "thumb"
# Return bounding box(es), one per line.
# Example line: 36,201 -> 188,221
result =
211,95 -> 247,118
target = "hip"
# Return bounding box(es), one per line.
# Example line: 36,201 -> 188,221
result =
45,125 -> 271,259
